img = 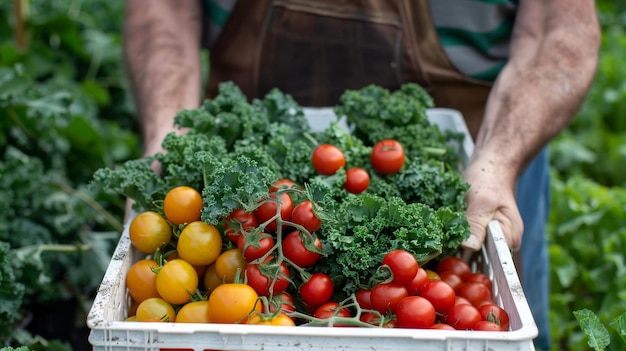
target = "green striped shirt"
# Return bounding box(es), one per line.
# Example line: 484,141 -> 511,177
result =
429,0 -> 517,81
202,0 -> 517,82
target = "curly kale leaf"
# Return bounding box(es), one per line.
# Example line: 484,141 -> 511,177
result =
280,139 -> 317,184
436,206 -> 471,254
199,153 -> 276,224
258,88 -> 311,134
92,158 -> 165,212
394,157 -> 470,212
175,82 -> 270,149
316,194 -> 455,295
0,242 -> 26,338
335,83 -> 434,144
157,131 -> 228,189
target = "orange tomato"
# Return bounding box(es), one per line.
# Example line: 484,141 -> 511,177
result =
214,248 -> 247,283
163,186 -> 203,225
175,300 -> 211,323
126,259 -> 160,303
207,284 -> 262,324
203,263 -> 223,294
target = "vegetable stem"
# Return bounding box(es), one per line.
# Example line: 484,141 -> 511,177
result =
58,181 -> 123,232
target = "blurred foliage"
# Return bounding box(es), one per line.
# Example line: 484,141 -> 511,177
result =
0,0 -> 140,349
548,1 -> 626,350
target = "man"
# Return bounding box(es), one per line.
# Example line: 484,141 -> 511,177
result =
122,1 -> 600,348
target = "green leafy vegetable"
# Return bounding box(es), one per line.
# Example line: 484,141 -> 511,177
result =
574,309 -> 611,351
93,81 -> 471,298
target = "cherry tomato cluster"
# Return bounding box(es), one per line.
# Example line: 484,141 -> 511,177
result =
311,139 -> 406,194
125,181 -> 332,326
398,255 -> 510,331
346,252 -> 509,331
123,146 -> 509,333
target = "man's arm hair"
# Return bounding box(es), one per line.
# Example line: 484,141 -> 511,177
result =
123,0 -> 203,157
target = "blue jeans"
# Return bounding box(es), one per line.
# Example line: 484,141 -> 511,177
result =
516,148 -> 551,350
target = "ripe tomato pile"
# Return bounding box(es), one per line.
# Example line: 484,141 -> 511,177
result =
124,140 -> 509,332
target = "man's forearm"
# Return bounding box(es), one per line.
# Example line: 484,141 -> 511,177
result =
123,0 -> 203,156
474,0 -> 600,181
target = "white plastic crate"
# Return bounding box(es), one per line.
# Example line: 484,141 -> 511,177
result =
87,108 -> 538,351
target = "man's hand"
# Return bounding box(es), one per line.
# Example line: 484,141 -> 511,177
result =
461,152 -> 523,252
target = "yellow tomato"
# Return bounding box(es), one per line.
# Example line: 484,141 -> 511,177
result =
247,312 -> 296,326
156,259 -> 198,305
177,221 -> 223,266
136,297 -> 176,322
129,211 -> 172,254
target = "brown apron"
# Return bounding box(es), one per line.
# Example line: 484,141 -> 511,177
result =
205,0 -> 492,140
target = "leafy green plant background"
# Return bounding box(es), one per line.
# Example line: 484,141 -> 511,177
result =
0,1 -> 625,350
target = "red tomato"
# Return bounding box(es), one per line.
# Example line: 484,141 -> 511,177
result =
313,302 -> 351,326
268,292 -> 296,317
163,186 -> 203,225
370,139 -> 405,175
312,144 -> 346,175
456,282 -> 493,307
382,249 -> 418,285
355,288 -> 373,309
223,208 -> 258,243
435,256 -> 471,281
237,232 -> 275,262
282,230 -> 322,268
465,272 -> 493,292
370,282 -> 408,314
479,303 -> 510,330
291,200 -> 322,233
431,323 -> 456,330
344,167 -> 370,194
446,303 -> 482,330
299,272 -> 334,308
405,267 -> 429,295
245,257 -> 290,297
395,296 -> 436,329
455,296 -> 472,306
418,279 -> 456,314
360,312 -> 396,328
438,270 -> 464,291
473,320 -> 504,331
270,178 -> 297,193
255,192 -> 293,233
